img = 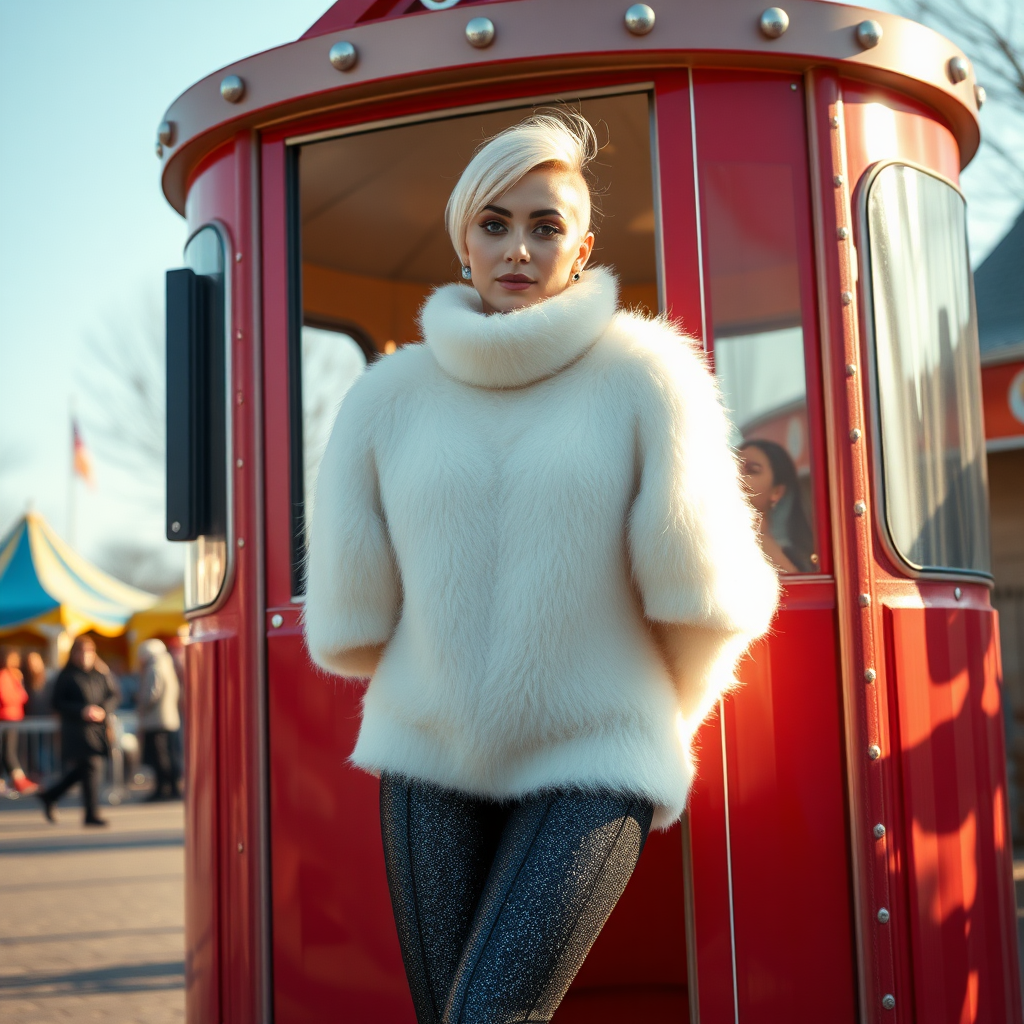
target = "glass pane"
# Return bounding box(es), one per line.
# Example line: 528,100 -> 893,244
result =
292,93 -> 658,593
301,326 -> 367,537
182,226 -> 228,610
705,162 -> 819,574
867,165 -> 991,573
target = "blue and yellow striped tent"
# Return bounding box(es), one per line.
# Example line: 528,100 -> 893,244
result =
0,512 -> 157,638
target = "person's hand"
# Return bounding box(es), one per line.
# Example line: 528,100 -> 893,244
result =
82,705 -> 106,722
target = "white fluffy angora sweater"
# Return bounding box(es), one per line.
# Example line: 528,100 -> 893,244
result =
304,266 -> 780,827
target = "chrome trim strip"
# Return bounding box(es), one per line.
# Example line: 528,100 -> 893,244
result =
680,809 -> 701,1024
688,67 -> 708,352
718,698 -> 740,1024
854,157 -> 994,583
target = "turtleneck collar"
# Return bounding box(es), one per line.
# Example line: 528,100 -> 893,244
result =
419,266 -> 619,389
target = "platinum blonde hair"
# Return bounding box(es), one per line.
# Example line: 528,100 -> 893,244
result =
445,111 -> 599,261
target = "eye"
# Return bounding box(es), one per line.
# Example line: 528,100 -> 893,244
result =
533,223 -> 560,237
481,219 -> 506,234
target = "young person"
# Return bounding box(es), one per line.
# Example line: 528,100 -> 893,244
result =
304,112 -> 780,1023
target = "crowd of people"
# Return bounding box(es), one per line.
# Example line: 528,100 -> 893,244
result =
0,635 -> 182,826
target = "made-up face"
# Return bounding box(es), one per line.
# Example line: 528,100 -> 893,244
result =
740,445 -> 786,515
464,166 -> 595,314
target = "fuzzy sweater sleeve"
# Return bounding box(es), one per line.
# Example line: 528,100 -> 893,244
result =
625,315 -> 781,723
303,371 -> 401,678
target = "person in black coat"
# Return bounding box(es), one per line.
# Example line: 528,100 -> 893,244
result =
38,634 -> 121,826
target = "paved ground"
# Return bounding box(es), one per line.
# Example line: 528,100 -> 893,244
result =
0,798 -> 184,1024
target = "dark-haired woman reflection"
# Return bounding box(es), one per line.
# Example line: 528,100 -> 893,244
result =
739,439 -> 815,574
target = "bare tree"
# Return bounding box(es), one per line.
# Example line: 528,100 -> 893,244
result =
95,539 -> 181,595
892,0 -> 1024,183
78,289 -> 165,511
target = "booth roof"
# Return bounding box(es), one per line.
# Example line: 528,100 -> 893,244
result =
0,513 -> 157,638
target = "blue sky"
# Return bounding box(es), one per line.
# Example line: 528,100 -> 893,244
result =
1,0 -> 1021,588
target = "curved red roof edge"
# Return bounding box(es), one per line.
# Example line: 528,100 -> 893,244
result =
301,0 -> 507,38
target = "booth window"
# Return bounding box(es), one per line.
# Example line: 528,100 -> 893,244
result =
289,92 -> 659,596
299,322 -> 371,541
866,164 -> 991,574
703,161 -> 821,575
182,226 -> 229,611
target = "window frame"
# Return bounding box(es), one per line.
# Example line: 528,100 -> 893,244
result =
856,158 -> 993,583
181,219 -> 236,615
284,84 -> 661,599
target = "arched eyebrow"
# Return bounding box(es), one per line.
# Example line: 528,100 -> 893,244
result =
481,204 -> 565,219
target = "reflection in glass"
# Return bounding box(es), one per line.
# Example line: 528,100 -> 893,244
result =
703,162 -> 818,572
301,326 -> 367,539
182,227 -> 228,611
867,165 -> 990,573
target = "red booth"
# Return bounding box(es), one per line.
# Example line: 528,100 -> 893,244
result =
157,1 -> 1019,1021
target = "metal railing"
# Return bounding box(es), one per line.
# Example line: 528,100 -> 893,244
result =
0,712 -> 142,804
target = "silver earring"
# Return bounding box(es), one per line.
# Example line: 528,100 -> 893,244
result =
461,265 -> 472,280
572,271 -> 581,282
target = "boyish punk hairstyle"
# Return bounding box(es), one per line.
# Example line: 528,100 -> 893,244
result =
445,110 -> 599,263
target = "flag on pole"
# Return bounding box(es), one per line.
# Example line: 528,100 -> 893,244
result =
72,418 -> 95,488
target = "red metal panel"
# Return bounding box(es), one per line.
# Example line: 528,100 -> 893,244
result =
184,638 -> 222,1024
185,141 -> 266,1024
886,604 -> 1022,1024
725,601 -> 857,1021
266,624 -> 413,1023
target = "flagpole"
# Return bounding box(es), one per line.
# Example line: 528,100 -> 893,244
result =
68,400 -> 76,548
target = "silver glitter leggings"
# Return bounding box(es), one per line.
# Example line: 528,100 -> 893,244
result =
379,774 -> 654,1024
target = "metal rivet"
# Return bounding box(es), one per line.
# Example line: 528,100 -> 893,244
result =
865,668 -> 876,683
237,842 -> 244,853
236,458 -> 244,469
171,521 -> 181,533
882,994 -> 896,1011
854,500 -> 866,516
790,82 -> 797,91
235,252 -> 243,262
833,174 -> 844,187
220,74 -> 245,103
948,56 -> 970,84
954,586 -> 962,600
873,823 -> 886,839
850,428 -> 862,442
877,907 -> 890,923
841,291 -> 854,305
155,142 -> 163,158
974,84 -> 986,108
271,614 -> 284,629
759,7 -> 789,38
465,16 -> 495,47
838,226 -> 849,240
624,4 -> 655,35
846,363 -> 857,377
237,537 -> 245,548
868,744 -> 881,760
830,115 -> 839,128
158,120 -> 175,146
859,593 -> 871,607
329,40 -> 358,71
856,19 -> 883,49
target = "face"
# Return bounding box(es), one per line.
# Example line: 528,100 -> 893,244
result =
71,640 -> 96,671
740,445 -> 786,515
463,166 -> 595,314
4,650 -> 19,671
